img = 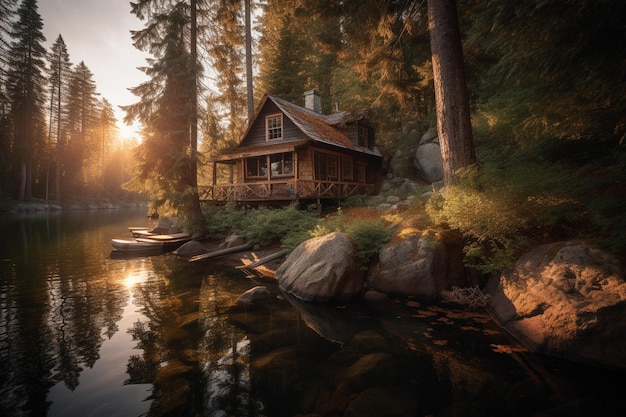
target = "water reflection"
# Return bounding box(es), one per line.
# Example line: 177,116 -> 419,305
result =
1,209 -> 625,417
199,275 -> 252,416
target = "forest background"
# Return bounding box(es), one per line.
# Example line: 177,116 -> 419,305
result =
1,0 -> 624,261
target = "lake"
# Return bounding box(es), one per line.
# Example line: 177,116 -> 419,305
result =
0,207 -> 623,417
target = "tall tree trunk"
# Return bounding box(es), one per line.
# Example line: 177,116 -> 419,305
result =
245,0 -> 254,122
428,0 -> 475,186
188,0 -> 205,225
56,80 -> 62,201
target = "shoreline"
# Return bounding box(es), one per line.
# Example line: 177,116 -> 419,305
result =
1,201 -> 147,213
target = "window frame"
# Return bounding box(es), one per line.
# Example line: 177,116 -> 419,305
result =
245,156 -> 268,179
270,152 -> 294,178
358,124 -> 369,148
265,113 -> 283,141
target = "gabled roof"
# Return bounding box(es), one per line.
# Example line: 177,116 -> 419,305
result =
216,94 -> 382,160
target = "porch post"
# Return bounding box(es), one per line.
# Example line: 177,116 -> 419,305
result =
294,151 -> 299,196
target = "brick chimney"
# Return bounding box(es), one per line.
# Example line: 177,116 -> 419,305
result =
304,89 -> 322,114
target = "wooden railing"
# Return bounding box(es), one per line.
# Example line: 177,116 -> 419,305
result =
199,179 -> 376,203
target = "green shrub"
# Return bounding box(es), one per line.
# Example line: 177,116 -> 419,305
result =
312,215 -> 393,268
345,219 -> 393,267
232,204 -> 319,250
426,165 -> 533,273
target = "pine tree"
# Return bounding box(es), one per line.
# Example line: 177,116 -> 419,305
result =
65,61 -> 99,195
465,0 -> 626,144
125,0 -> 204,224
6,0 -> 48,200
96,98 -> 117,197
202,0 -> 247,146
47,34 -> 72,201
256,0 -> 309,103
0,0 -> 17,196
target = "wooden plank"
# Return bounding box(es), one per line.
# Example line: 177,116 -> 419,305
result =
189,243 -> 253,263
238,249 -> 287,269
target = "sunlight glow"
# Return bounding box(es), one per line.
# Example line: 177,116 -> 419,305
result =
123,270 -> 148,289
119,120 -> 144,143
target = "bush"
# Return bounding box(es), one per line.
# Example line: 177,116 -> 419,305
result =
345,219 -> 393,267
232,204 -> 319,250
426,138 -> 626,273
312,214 -> 393,268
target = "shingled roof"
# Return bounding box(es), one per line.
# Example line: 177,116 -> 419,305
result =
267,94 -> 381,157
214,94 -> 381,161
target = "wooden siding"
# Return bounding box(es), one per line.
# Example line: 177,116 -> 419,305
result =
298,149 -> 313,181
241,101 -> 308,147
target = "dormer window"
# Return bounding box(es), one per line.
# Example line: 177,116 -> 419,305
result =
266,114 -> 283,141
358,124 -> 370,148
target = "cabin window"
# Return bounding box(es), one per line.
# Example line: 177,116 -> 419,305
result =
342,157 -> 353,181
246,156 -> 268,178
358,125 -> 370,148
270,152 -> 294,177
266,114 -> 283,141
314,152 -> 338,181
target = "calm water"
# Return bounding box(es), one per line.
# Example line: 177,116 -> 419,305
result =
0,208 -> 624,417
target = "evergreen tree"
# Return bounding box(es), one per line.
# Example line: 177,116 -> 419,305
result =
202,0 -> 247,146
65,61 -> 99,195
256,0 -> 309,103
0,0 -> 17,196
96,98 -> 117,197
465,0 -> 626,144
125,0 -> 204,224
6,0 -> 47,200
47,34 -> 72,201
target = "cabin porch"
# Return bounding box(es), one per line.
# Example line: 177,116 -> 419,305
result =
198,178 -> 377,204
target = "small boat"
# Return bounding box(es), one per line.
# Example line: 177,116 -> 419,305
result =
111,238 -> 164,253
111,233 -> 192,253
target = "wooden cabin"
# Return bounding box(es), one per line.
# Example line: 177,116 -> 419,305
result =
200,90 -> 383,207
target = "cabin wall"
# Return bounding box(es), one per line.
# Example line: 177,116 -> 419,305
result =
242,101 -> 307,147
340,121 -> 376,149
342,124 -> 359,146
297,149 -> 313,180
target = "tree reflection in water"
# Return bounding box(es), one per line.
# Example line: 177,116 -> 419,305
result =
199,275 -> 252,416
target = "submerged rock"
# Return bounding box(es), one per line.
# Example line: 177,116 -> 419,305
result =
238,286 -> 272,304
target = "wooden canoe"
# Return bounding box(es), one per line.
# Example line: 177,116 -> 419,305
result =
111,233 -> 191,253
111,238 -> 164,252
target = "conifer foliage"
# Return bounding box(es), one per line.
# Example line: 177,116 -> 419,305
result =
5,0 -> 47,200
124,0 -> 205,223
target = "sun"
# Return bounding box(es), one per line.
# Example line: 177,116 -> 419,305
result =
118,120 -> 143,143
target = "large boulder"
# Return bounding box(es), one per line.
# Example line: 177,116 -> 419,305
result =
275,232 -> 363,302
413,130 -> 443,184
367,235 -> 448,298
488,240 -> 626,368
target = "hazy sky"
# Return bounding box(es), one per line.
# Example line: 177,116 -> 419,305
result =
39,0 -> 149,140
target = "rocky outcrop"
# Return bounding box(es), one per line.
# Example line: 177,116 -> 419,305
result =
488,240 -> 626,368
275,232 -> 363,302
367,235 -> 448,298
